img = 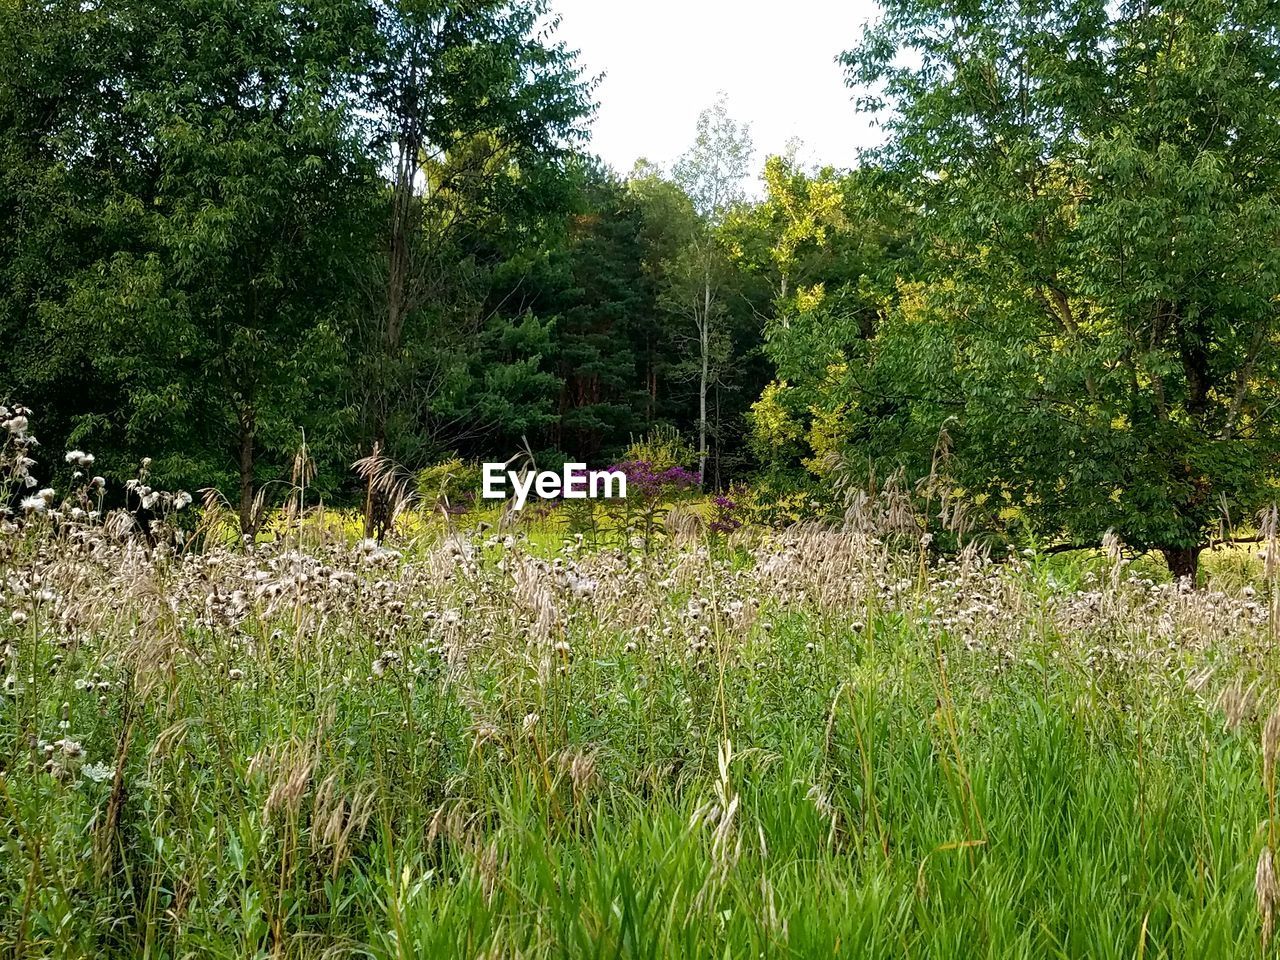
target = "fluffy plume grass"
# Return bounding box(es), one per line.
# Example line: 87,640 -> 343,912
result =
1,427 -> 1279,955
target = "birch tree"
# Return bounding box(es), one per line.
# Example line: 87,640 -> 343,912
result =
672,94 -> 753,483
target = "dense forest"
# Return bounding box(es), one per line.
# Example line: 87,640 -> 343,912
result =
3,0 -> 1279,578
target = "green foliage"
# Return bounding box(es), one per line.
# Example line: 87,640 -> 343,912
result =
416,457 -> 482,511
733,470 -> 825,528
7,0 -> 1280,566
728,158 -> 919,482
622,424 -> 696,472
489,166 -> 661,461
828,0 -> 1280,570
0,0 -> 603,528
0,0 -> 381,513
353,0 -> 595,470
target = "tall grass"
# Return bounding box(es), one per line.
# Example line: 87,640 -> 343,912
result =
0,511 -> 1276,957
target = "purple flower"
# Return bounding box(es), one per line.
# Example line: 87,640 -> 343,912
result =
710,494 -> 742,534
607,460 -> 701,500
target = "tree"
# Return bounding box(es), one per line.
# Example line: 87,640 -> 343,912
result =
486,166 -> 656,460
356,0 -> 594,488
0,1 -> 190,482
840,0 -> 1280,579
626,163 -> 700,428
1,0 -> 379,533
728,157 -> 917,482
670,94 -> 753,482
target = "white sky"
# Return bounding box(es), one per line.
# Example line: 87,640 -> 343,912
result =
551,0 -> 884,182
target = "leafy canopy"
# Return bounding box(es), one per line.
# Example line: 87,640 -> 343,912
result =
834,0 -> 1280,563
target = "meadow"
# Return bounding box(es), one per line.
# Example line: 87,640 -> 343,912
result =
6,0 -> 1280,954
3,454 -> 1280,958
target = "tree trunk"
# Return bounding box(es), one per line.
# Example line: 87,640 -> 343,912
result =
363,129 -> 417,540
698,324 -> 708,484
386,153 -> 412,353
698,260 -> 711,485
713,383 -> 721,490
1160,545 -> 1202,585
238,405 -> 256,538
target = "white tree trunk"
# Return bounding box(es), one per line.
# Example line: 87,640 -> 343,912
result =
699,325 -> 709,484
698,256 -> 712,485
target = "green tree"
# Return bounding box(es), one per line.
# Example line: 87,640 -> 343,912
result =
626,163 -> 700,430
356,0 -> 593,477
729,158 -> 916,480
840,0 -> 1280,579
2,0 -> 379,532
670,93 -> 754,483
0,1 -> 145,477
488,166 -> 658,460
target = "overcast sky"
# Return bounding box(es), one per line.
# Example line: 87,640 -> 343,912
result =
551,0 -> 884,182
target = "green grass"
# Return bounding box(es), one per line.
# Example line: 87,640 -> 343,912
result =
0,530 -> 1274,958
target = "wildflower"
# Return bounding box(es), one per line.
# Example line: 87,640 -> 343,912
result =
228,668 -> 244,681
4,415 -> 28,434
174,491 -> 192,510
522,712 -> 539,734
64,450 -> 84,464
20,496 -> 45,514
9,610 -> 25,625
81,761 -> 114,783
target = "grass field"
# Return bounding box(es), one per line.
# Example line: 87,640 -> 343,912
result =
2,516 -> 1279,958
